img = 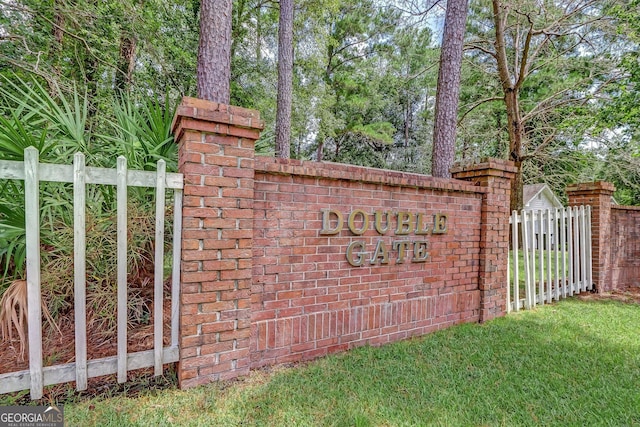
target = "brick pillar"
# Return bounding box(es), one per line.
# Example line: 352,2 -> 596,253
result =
451,159 -> 516,323
566,181 -> 615,293
172,97 -> 263,388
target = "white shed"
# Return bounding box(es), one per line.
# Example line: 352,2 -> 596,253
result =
522,184 -> 563,249
523,183 -> 563,211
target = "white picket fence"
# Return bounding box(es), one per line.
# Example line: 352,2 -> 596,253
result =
0,147 -> 183,399
507,206 -> 592,312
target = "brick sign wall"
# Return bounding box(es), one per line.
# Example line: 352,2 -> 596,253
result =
251,159 -> 484,367
172,97 -> 515,389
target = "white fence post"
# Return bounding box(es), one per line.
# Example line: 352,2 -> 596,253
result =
73,152 -> 88,391
546,209 -> 552,303
529,210 -> 537,307
560,209 -> 568,298
511,210 -> 519,312
117,156 -> 128,383
553,208 -> 562,301
573,206 -> 580,294
154,160 -> 166,376
567,208 -> 574,297
580,206 -> 587,292
538,211 -> 544,306
24,147 -> 43,400
522,210 -> 531,309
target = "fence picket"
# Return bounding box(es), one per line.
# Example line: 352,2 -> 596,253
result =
573,207 -> 580,294
522,210 -> 531,309
546,210 -> 552,303
154,160 -> 166,377
73,153 -> 88,391
567,208 -> 574,297
511,210 -> 519,312
530,210 -> 537,307
580,206 -> 587,293
24,147 -> 43,400
507,234 -> 511,313
117,157 -> 128,383
536,211 -> 545,305
553,209 -> 559,301
560,209 -> 568,298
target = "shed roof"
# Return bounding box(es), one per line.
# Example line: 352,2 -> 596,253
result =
523,183 -> 563,209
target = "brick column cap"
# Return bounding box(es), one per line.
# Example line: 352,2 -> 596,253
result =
566,181 -> 615,195
171,96 -> 265,140
450,158 -> 517,180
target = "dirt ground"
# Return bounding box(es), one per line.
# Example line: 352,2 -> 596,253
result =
575,286 -> 640,305
0,294 -> 175,404
0,296 -> 173,375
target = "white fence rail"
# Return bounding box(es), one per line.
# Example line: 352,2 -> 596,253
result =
507,206 -> 592,312
0,147 -> 183,399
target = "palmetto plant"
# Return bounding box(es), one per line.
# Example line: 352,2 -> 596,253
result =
0,74 -> 178,349
0,279 -> 60,359
109,95 -> 177,172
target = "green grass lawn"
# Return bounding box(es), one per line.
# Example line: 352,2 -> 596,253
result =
63,299 -> 640,426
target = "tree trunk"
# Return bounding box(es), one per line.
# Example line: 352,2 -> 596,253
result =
51,0 -> 64,83
275,0 -> 294,159
431,0 -> 469,178
115,35 -> 137,95
511,159 -> 523,214
316,140 -> 324,161
197,0 -> 232,103
403,98 -> 410,148
492,0 -> 526,211
84,56 -> 99,121
504,89 -> 525,211
256,4 -> 262,62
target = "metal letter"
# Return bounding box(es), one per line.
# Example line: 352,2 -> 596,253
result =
374,210 -> 390,234
415,212 -> 431,235
432,213 -> 448,234
320,209 -> 343,235
395,212 -> 414,235
348,209 -> 369,235
346,241 -> 366,266
370,240 -> 390,264
393,240 -> 411,263
412,241 -> 429,262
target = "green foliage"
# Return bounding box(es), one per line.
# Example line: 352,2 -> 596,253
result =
107,96 -> 177,171
0,113 -> 51,161
0,75 -> 177,335
0,201 -> 26,280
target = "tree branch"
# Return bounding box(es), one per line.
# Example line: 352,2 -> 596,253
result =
458,96 -> 504,125
464,42 -> 497,59
521,130 -> 558,161
492,0 -> 513,90
514,18 -> 534,90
